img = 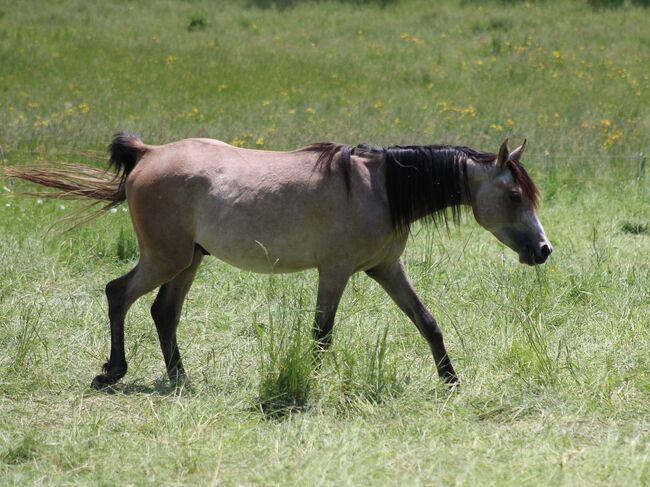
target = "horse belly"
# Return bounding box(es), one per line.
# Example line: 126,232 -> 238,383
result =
194,195 -> 326,273
196,229 -> 321,273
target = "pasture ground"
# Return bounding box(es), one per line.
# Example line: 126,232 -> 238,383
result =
1,0 -> 649,485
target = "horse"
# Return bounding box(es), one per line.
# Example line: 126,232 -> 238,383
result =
6,134 -> 552,388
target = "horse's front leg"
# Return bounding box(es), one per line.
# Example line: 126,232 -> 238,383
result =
312,266 -> 351,353
366,259 -> 458,384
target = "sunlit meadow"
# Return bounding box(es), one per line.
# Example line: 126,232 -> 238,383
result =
1,0 -> 649,485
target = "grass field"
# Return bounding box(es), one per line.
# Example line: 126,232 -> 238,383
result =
1,0 -> 650,485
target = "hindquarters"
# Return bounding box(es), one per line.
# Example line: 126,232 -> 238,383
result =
124,152 -> 210,268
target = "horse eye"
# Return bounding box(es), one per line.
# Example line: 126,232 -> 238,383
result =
509,191 -> 522,203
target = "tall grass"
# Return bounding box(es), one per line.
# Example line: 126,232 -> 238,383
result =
255,314 -> 314,417
254,277 -> 315,417
332,327 -> 409,407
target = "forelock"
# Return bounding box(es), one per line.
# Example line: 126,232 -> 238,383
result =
506,160 -> 539,208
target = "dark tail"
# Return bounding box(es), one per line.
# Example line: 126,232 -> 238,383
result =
5,132 -> 147,204
107,132 -> 147,202
4,132 -> 148,230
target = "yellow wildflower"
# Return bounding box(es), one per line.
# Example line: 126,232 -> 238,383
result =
230,137 -> 245,147
603,129 -> 622,150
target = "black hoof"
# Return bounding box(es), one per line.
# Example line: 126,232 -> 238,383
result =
91,361 -> 127,389
90,373 -> 121,390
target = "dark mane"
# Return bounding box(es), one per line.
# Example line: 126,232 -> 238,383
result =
301,142 -> 354,194
302,141 -> 539,235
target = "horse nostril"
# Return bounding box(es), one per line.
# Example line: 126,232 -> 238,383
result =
541,244 -> 552,258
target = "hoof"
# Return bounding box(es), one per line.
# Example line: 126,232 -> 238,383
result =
90,373 -> 121,390
91,362 -> 127,390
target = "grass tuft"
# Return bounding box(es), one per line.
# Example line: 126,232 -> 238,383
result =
2,432 -> 41,465
255,306 -> 314,418
621,221 -> 648,235
333,327 -> 409,408
187,14 -> 208,32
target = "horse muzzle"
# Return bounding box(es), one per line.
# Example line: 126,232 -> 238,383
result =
520,242 -> 553,265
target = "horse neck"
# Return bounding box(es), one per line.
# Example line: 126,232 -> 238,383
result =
383,146 -> 470,232
461,158 -> 500,206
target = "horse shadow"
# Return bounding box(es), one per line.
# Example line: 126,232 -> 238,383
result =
89,378 -> 193,396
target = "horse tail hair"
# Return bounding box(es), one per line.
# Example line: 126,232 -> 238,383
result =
3,132 -> 149,230
5,132 -> 147,203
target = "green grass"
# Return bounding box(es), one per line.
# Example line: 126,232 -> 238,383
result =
1,0 -> 649,485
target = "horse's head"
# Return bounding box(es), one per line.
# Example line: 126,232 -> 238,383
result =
469,139 -> 552,265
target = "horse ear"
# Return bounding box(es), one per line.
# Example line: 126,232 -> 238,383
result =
497,139 -> 509,167
509,139 -> 527,164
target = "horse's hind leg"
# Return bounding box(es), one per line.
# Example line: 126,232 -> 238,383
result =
150,245 -> 204,383
91,251 -> 195,389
